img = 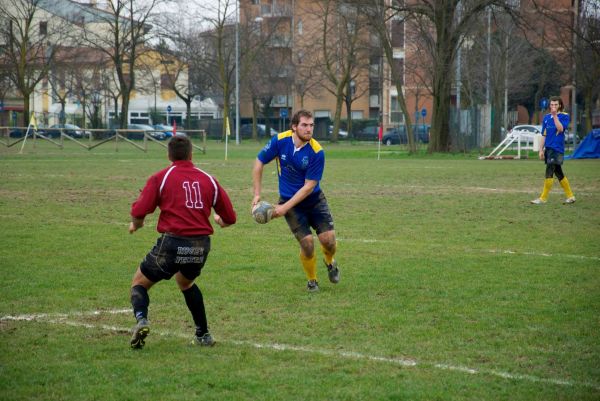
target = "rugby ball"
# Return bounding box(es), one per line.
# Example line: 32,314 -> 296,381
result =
252,201 -> 275,224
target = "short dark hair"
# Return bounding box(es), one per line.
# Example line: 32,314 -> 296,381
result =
290,109 -> 313,128
168,135 -> 192,161
549,96 -> 564,112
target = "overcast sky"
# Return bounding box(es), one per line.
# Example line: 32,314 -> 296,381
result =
160,0 -> 237,30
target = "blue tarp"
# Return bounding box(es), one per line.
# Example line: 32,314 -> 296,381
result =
566,129 -> 600,159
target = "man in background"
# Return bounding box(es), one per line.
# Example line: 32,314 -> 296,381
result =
531,96 -> 576,205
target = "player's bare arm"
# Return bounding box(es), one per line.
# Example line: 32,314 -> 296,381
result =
273,179 -> 317,218
213,213 -> 230,228
538,135 -> 546,160
129,216 -> 145,234
251,159 -> 265,210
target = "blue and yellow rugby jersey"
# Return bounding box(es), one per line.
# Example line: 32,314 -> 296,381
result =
541,112 -> 570,154
257,130 -> 325,199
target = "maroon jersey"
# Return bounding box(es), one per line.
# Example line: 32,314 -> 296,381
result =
131,160 -> 236,236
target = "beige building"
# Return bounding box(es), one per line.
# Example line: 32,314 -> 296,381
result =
1,0 -> 219,129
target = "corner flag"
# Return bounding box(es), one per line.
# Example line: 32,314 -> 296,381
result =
377,124 -> 383,160
225,117 -> 231,136
19,113 -> 38,154
172,120 -> 177,136
30,114 -> 38,131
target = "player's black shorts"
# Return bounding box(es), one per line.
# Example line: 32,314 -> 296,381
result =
545,148 -> 564,165
140,233 -> 211,283
280,190 -> 335,241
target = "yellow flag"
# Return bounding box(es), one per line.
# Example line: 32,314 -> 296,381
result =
29,114 -> 38,130
225,117 -> 231,136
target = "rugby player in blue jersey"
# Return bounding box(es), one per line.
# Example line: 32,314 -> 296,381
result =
531,96 -> 576,205
252,109 -> 340,292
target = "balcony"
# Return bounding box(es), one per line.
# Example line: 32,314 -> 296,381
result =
261,4 -> 292,18
267,34 -> 292,48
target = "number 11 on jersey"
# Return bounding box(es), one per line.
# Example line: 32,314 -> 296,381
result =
183,181 -> 204,209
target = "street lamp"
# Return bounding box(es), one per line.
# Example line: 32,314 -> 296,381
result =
91,91 -> 101,128
235,0 -> 240,145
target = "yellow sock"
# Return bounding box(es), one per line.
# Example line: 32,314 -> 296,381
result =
540,178 -> 553,201
321,243 -> 337,265
300,252 -> 317,281
559,177 -> 574,198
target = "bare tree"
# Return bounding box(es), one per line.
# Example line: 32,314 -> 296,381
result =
80,0 -> 162,128
300,0 -> 370,142
461,11 -> 551,142
240,13 -> 294,140
152,3 -> 222,130
530,0 -> 600,134
362,1 -> 418,152
187,0 -> 237,138
575,7 -> 600,133
0,0 -> 70,125
47,47 -> 95,125
71,48 -> 110,129
148,40 -> 196,128
386,0 -> 518,152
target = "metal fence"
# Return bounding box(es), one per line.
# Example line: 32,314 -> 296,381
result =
449,106 -> 488,152
0,127 -> 206,153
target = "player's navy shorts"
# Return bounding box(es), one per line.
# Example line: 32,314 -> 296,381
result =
545,148 -> 564,165
280,190 -> 335,241
140,233 -> 211,282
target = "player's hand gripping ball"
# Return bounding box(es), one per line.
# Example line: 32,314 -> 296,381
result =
252,201 -> 275,224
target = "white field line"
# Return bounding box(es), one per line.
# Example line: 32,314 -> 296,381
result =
339,238 -> 599,261
485,249 -> 600,261
2,309 -> 599,391
337,238 -> 391,243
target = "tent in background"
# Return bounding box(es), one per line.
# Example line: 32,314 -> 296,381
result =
566,129 -> 600,159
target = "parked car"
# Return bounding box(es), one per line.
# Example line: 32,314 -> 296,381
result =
382,125 -> 431,145
9,128 -> 41,138
355,125 -> 381,140
508,124 -> 542,136
124,124 -> 166,140
328,125 -> 349,138
511,123 -> 577,144
153,124 -> 187,138
507,125 -> 543,145
45,124 -> 90,139
239,124 -> 278,138
382,128 -> 407,145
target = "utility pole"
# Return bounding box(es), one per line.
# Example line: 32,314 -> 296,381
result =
485,7 -> 491,106
455,0 -> 462,140
235,0 -> 240,145
571,0 -> 578,144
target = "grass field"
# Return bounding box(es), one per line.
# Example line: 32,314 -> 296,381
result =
1,139 -> 599,401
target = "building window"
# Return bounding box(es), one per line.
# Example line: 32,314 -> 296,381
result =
297,19 -> 303,35
390,96 -> 404,124
161,74 -> 172,90
314,110 -> 331,118
391,20 -> 403,47
39,21 -> 47,36
351,111 -> 363,119
391,58 -> 404,85
251,0 -> 259,4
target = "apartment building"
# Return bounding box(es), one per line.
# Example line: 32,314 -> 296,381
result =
238,0 -> 592,135
0,0 -> 219,129
237,0 -> 428,131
